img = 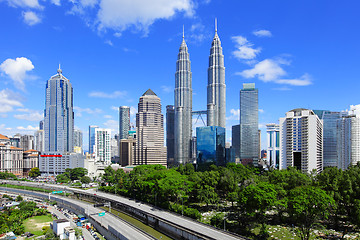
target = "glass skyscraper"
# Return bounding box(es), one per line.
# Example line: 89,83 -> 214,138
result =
174,31 -> 192,165
166,105 -> 175,167
44,66 -> 74,153
196,126 -> 225,166
119,106 -> 130,140
89,125 -> 98,154
207,20 -> 226,128
239,83 -> 259,165
266,123 -> 280,169
321,111 -> 341,168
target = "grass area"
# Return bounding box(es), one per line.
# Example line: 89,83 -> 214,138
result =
23,214 -> 53,236
2,184 -> 53,193
101,207 -> 172,240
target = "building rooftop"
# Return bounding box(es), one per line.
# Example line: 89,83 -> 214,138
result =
53,219 -> 69,223
10,146 -> 22,150
24,149 -> 38,153
142,89 -> 157,96
0,134 -> 9,140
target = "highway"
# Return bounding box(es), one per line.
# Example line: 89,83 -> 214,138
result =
2,180 -> 246,240
0,186 -> 155,240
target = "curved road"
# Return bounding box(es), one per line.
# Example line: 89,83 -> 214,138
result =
0,186 -> 154,240
2,180 -> 246,240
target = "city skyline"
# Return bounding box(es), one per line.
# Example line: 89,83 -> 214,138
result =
1,0 -> 360,150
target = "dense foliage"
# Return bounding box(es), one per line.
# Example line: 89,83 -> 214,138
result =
100,163 -> 360,239
0,197 -> 48,235
56,167 -> 88,183
28,167 -> 41,178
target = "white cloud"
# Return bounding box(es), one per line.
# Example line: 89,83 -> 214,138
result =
14,109 -> 43,121
0,89 -> 23,113
253,29 -> 272,37
0,57 -> 35,91
104,40 -> 113,46
259,109 -> 264,113
130,106 -> 137,116
89,90 -> 127,99
161,85 -> 172,93
17,125 -> 38,131
111,106 -> 118,111
231,36 -> 261,60
23,11 -> 41,26
275,73 -> 312,86
96,0 -> 194,34
80,0 -> 98,7
239,59 -> 285,81
238,59 -> 312,86
104,115 -> 112,119
73,106 -> 103,117
226,109 -> 240,121
103,119 -> 118,133
6,0 -> 42,9
51,0 -> 61,6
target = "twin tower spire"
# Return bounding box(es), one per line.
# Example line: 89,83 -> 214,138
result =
174,19 -> 226,165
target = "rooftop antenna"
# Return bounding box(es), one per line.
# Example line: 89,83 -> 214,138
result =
183,24 -> 184,39
215,18 -> 217,33
57,63 -> 62,74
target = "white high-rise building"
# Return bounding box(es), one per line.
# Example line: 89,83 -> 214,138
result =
279,109 -> 323,174
207,19 -> 226,128
94,128 -> 111,165
21,134 -> 34,151
34,130 -> 45,153
174,29 -> 192,166
337,105 -> 360,169
44,66 -> 74,153
135,89 -> 167,166
73,129 -> 83,152
266,123 -> 280,169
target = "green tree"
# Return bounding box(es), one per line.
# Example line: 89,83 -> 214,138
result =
81,176 -> 91,184
56,173 -> 70,183
68,168 -> 88,181
287,186 -> 335,240
28,167 -> 41,178
238,182 -> 277,238
15,195 -> 23,202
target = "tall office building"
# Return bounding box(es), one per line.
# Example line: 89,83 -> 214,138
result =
196,126 -> 225,166
337,112 -> 360,170
89,125 -> 98,154
73,129 -> 83,151
20,135 -> 34,151
279,109 -> 323,174
266,123 -> 280,169
166,105 -> 175,167
239,83 -> 259,165
119,106 -> 130,140
34,130 -> 45,153
39,120 -> 44,130
207,19 -> 226,128
44,66 -> 74,153
175,31 -> 192,165
232,124 -> 240,162
320,111 -> 342,168
135,89 -> 167,166
94,128 -> 111,165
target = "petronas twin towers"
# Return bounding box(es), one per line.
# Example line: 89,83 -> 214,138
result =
174,20 -> 226,165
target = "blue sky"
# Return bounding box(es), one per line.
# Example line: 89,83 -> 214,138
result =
1,0 -> 360,150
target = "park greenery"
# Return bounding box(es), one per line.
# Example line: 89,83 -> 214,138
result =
56,167 -> 88,183
28,167 -> 41,178
0,196 -> 49,235
99,163 -> 360,240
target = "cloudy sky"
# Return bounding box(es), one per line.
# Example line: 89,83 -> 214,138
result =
0,0 -> 359,150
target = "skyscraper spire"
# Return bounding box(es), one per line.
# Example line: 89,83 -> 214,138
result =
183,24 -> 184,39
174,28 -> 192,166
207,19 -> 226,128
215,18 -> 217,33
57,63 -> 62,74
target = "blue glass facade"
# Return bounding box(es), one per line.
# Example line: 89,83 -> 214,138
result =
196,126 -> 225,166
